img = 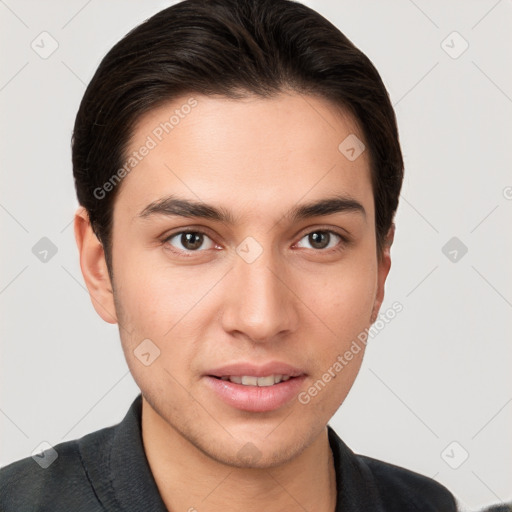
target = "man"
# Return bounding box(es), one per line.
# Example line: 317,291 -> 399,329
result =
0,0 -> 459,510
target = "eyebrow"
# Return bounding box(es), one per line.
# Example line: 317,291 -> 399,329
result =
137,194 -> 366,224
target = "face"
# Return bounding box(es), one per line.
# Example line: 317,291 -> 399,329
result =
81,92 -> 391,468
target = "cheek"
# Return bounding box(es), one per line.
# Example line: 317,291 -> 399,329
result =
111,231 -> 226,373
301,258 -> 377,333
299,270 -> 376,415
116,270 -> 169,330
329,271 -> 376,328
294,253 -> 378,386
112,252 -> 224,354
112,261 -> 203,392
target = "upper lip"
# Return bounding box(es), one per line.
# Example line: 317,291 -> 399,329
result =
206,362 -> 306,378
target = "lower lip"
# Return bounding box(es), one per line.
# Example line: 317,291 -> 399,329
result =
204,376 -> 306,412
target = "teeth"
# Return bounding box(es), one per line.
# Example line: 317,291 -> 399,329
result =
257,376 -> 275,387
222,375 -> 291,386
241,376 -> 258,386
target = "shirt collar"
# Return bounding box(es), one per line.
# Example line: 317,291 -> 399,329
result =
80,393 -> 380,511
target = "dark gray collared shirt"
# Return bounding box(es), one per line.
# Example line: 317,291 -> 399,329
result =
0,394 -> 457,511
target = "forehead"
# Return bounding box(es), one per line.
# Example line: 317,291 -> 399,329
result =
114,92 -> 373,222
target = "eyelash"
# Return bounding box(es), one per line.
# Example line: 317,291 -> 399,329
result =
162,228 -> 350,256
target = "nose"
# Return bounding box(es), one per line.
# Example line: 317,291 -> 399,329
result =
220,245 -> 299,344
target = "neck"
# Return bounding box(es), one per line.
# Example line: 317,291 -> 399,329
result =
141,398 -> 337,512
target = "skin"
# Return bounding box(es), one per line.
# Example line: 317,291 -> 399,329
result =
74,91 -> 393,512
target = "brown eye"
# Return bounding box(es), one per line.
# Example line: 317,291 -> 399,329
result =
166,231 -> 215,252
296,230 -> 342,250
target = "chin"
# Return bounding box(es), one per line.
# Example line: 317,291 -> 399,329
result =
198,433 -> 311,469
188,416 -> 321,470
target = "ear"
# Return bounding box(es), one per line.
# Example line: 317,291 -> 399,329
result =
74,206 -> 118,324
370,223 -> 395,323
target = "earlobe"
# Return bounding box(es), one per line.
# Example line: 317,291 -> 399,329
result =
74,207 -> 118,324
370,223 -> 395,323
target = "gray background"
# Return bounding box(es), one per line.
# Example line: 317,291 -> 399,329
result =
1,0 -> 511,509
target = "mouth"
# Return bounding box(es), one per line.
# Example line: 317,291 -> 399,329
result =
204,363 -> 306,412
212,374 -> 293,386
